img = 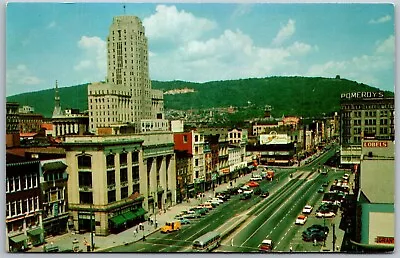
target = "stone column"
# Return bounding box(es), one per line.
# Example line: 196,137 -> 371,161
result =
61,124 -> 65,136
65,123 -> 69,134
140,154 -> 148,212
160,156 -> 167,210
168,155 -> 177,206
74,123 -> 79,134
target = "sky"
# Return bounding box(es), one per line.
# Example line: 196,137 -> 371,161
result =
5,1 -> 396,96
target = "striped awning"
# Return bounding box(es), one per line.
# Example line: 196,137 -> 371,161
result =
10,234 -> 28,244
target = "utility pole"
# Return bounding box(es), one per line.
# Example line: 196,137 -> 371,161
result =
332,223 -> 336,251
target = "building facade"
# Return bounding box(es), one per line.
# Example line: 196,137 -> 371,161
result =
6,102 -> 21,148
6,155 -> 43,252
63,132 -> 175,236
339,91 -> 394,168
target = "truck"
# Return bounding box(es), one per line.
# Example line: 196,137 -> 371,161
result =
161,220 -> 181,233
266,170 -> 275,181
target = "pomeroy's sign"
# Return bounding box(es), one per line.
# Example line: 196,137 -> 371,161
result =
375,236 -> 394,244
341,91 -> 384,99
363,141 -> 388,148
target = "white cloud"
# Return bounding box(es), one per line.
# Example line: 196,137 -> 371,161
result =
47,21 -> 56,29
272,19 -> 296,46
6,64 -> 41,86
375,35 -> 395,55
74,36 -> 106,77
231,4 -> 253,19
369,15 -> 391,24
306,35 -> 394,88
149,27 -> 315,83
143,5 -> 217,42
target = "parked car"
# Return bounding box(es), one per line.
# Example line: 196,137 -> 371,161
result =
295,215 -> 308,225
238,185 -> 250,193
302,205 -> 313,214
240,193 -> 252,200
322,181 -> 329,187
302,228 -> 327,242
253,187 -> 262,195
179,218 -> 191,225
210,198 -> 224,204
250,175 -> 263,181
183,212 -> 202,219
318,187 -> 324,193
260,190 -> 270,198
246,181 -> 260,187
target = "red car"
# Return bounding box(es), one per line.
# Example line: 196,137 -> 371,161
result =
259,239 -> 273,252
246,181 -> 260,187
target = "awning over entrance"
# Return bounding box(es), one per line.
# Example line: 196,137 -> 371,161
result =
10,234 -> 28,244
109,214 -> 126,227
27,227 -> 44,236
122,211 -> 136,221
135,208 -> 146,217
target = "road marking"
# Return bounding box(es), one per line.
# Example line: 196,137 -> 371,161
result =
241,180 -> 313,246
137,248 -> 145,251
187,223 -> 210,240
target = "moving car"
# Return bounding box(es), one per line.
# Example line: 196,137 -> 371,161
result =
316,210 -> 335,218
259,239 -> 273,252
295,215 -> 308,225
302,205 -> 313,214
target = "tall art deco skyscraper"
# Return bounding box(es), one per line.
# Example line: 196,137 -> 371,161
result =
88,15 -> 164,134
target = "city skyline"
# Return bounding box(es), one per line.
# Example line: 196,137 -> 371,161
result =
6,2 -> 395,96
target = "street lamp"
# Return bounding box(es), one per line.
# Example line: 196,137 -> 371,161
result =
323,217 -> 326,247
90,204 -> 94,251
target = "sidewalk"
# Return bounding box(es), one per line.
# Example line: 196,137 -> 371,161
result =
28,173 -> 254,252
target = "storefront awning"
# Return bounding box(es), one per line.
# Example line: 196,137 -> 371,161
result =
27,227 -> 44,236
10,234 -> 28,244
122,211 -> 136,221
109,214 -> 126,226
135,208 -> 147,217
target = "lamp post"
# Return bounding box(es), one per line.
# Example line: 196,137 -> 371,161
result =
323,217 -> 326,247
90,204 -> 94,251
332,223 -> 336,252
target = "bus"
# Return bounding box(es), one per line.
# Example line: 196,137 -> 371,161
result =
192,231 -> 221,252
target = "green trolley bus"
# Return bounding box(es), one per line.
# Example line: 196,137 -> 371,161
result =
192,231 -> 221,252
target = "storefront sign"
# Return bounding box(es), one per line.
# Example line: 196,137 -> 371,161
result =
375,236 -> 394,244
340,91 -> 384,99
363,141 -> 388,148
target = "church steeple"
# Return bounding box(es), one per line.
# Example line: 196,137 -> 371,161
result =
52,80 -> 62,117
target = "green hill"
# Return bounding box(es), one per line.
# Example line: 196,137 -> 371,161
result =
6,77 -> 393,119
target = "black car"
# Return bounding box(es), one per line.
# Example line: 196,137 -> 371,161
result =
302,229 -> 327,242
307,224 -> 329,233
253,187 -> 262,195
240,193 -> 252,200
260,191 -> 270,198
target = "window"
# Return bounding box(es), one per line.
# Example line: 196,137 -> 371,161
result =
132,166 -> 140,181
132,151 -> 139,163
15,176 -> 21,191
6,178 -> 9,193
108,190 -> 116,203
120,168 -> 128,183
195,159 -> 199,166
79,172 -> 92,187
183,135 -> 188,143
80,192 -> 93,204
120,152 -> 128,166
106,154 -> 115,168
21,175 -> 27,190
9,177 -> 15,192
33,174 -> 38,188
78,155 -> 92,169
107,170 -> 115,186
195,135 -> 199,142
132,183 -> 140,194
16,200 -> 21,215
11,201 -> 16,217
121,187 -> 129,199
6,202 -> 10,218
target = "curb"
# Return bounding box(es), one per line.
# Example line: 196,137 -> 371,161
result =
94,228 -> 161,252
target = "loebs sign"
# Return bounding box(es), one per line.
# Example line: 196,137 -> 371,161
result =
341,91 -> 384,99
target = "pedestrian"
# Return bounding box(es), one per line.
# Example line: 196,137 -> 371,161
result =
231,238 -> 234,246
155,221 -> 158,228
289,245 -> 293,252
313,238 -> 317,246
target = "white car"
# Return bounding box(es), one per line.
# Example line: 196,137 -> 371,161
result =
238,185 -> 250,193
210,198 -> 224,204
209,200 -> 220,206
302,205 -> 313,214
250,175 -> 263,181
243,189 -> 254,194
295,215 -> 308,225
316,211 -> 336,218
